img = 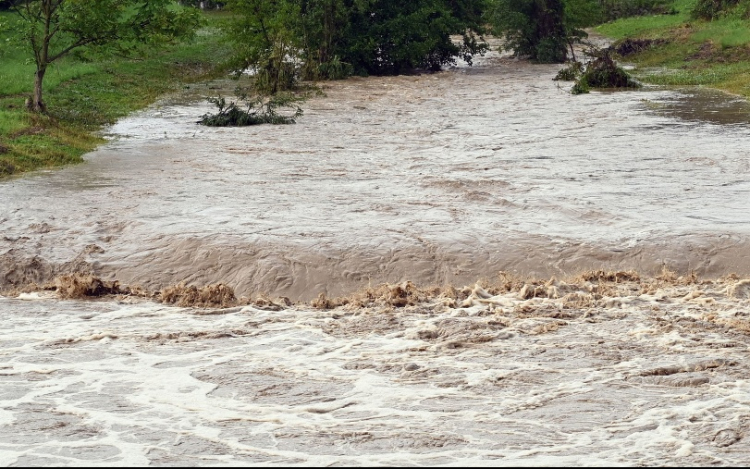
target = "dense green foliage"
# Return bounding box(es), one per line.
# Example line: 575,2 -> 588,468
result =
224,0 -> 488,93
339,0 -> 488,75
571,49 -> 640,93
691,0 -> 739,19
487,0 -> 602,62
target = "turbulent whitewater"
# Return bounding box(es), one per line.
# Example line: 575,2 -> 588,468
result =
2,46 -> 750,465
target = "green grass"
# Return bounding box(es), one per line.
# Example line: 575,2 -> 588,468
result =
595,0 -> 750,97
0,10 -> 232,176
596,13 -> 688,40
692,19 -> 750,48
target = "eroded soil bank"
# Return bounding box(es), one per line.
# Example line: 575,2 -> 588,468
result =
2,52 -> 750,300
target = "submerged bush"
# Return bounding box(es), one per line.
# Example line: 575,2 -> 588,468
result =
198,95 -> 303,127
571,79 -> 591,94
571,49 -> 640,94
554,61 -> 583,81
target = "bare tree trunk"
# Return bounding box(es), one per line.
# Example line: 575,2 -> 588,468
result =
568,39 -> 577,62
31,67 -> 47,113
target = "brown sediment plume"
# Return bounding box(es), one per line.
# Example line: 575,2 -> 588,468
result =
9,269 -> 750,338
159,283 -> 237,308
727,278 -> 750,299
576,270 -> 640,283
311,281 -> 465,310
55,274 -> 123,299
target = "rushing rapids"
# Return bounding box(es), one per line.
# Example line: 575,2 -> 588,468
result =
2,44 -> 750,465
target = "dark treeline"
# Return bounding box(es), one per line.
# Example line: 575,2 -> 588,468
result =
1,0 -> 677,112
220,0 -> 678,94
222,0 -> 489,94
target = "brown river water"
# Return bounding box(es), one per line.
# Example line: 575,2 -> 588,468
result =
2,48 -> 750,465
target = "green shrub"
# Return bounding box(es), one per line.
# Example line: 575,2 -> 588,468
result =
571,49 -> 640,93
571,78 -> 591,94
554,61 -> 583,80
198,95 -> 303,127
317,56 -> 354,80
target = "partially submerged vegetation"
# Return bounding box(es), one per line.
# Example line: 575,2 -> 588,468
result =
576,49 -> 642,93
222,0 -> 489,94
198,94 -> 303,126
553,48 -> 640,94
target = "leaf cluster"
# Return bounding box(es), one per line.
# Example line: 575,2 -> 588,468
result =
11,0 -> 204,63
553,60 -> 583,80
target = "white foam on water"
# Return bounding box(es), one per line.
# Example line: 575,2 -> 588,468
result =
1,277 -> 750,465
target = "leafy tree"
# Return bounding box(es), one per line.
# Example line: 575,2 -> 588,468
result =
341,0 -> 488,76
224,0 -> 489,93
295,0 -> 350,79
8,0 -> 203,112
223,0 -> 301,94
487,0 -> 601,62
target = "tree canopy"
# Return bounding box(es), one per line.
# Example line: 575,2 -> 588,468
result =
8,0 -> 203,112
487,0 -> 602,63
224,0 -> 489,94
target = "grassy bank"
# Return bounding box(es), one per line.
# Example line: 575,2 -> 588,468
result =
0,10 -> 231,177
596,0 -> 750,97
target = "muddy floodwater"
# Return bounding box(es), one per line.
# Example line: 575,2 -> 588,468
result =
3,48 -> 750,465
3,55 -> 750,299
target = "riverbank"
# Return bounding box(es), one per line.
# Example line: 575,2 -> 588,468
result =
0,11 -> 231,177
596,0 -> 750,97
